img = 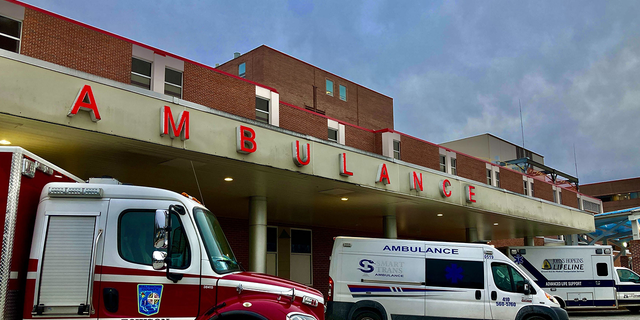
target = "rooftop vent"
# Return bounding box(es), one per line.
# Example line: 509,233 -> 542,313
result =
234,52 -> 241,59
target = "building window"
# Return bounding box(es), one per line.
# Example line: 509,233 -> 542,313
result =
0,15 -> 21,53
530,181 -> 534,197
582,199 -> 601,213
451,158 -> 457,175
339,85 -> 347,101
239,62 -> 246,78
523,180 -> 529,196
553,190 -> 557,203
558,190 -> 562,204
495,172 -> 500,188
290,228 -> 312,285
326,79 -> 334,96
328,127 -> 338,142
164,68 -> 183,98
118,210 -> 190,269
131,57 -> 152,90
255,97 -> 270,123
440,155 -> 446,173
487,169 -> 492,185
393,140 -> 401,160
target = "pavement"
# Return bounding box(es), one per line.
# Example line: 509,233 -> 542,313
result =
568,309 -> 640,320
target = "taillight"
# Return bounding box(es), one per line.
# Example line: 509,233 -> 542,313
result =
328,276 -> 334,301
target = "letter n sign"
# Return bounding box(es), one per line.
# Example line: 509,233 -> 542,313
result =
160,106 -> 189,140
409,171 -> 423,191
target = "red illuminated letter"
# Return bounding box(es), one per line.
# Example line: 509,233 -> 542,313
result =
160,106 -> 190,140
410,171 -> 423,191
440,179 -> 452,197
292,141 -> 311,166
68,85 -> 101,122
465,185 -> 477,203
339,153 -> 353,176
236,126 -> 257,154
376,164 -> 390,185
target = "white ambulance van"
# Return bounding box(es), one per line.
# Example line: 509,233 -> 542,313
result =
327,237 -> 567,320
507,245 -> 640,312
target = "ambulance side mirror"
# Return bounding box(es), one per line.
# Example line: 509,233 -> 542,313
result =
154,210 -> 169,249
152,251 -> 167,270
523,282 -> 531,295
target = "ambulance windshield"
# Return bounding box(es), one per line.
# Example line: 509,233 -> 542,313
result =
194,208 -> 241,274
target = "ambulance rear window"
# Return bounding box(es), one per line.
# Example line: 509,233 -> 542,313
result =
426,259 -> 484,289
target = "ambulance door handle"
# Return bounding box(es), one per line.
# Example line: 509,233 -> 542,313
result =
475,290 -> 481,300
491,291 -> 497,300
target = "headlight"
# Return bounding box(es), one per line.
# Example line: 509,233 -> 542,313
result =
302,295 -> 319,307
286,312 -> 317,320
545,292 -> 558,305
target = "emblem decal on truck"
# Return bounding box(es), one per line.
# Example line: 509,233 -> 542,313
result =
358,259 -> 375,273
138,284 -> 163,316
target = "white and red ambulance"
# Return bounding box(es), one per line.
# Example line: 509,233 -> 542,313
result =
0,147 -> 324,320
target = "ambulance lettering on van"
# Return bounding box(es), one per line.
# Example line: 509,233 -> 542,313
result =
382,245 -> 459,254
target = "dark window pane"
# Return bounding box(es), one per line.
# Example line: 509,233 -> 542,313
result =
0,16 -> 21,38
256,97 -> 269,112
291,229 -> 311,254
267,227 -> 277,252
118,211 -> 189,269
0,36 -> 18,53
597,263 -> 608,277
256,111 -> 269,123
426,259 -> 484,289
132,58 -> 152,76
164,83 -> 181,98
339,85 -> 346,101
165,68 -> 182,86
492,263 -> 514,292
131,73 -> 151,89
328,128 -> 338,141
326,79 -> 333,96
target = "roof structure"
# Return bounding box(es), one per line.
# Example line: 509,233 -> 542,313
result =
586,206 -> 640,259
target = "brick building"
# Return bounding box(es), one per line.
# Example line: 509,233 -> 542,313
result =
0,0 -> 601,297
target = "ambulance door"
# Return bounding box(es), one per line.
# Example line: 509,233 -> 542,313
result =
591,255 -> 616,307
31,199 -> 108,317
488,261 -> 534,319
97,199 -> 201,319
424,247 -> 485,319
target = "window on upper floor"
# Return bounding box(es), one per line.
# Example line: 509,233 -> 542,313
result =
558,189 -> 562,204
328,127 -> 338,142
255,97 -> 270,123
523,180 -> 529,196
450,158 -> 457,175
0,15 -> 21,53
164,68 -> 183,98
339,85 -> 347,101
239,62 -> 246,78
530,181 -> 534,197
439,155 -> 446,173
495,172 -> 500,188
393,140 -> 401,160
326,79 -> 334,96
487,169 -> 492,185
131,57 -> 152,90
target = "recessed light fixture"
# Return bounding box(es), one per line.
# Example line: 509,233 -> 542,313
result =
437,213 -> 444,217
341,197 -> 348,201
493,222 -> 499,226
0,140 -> 11,145
224,177 -> 233,182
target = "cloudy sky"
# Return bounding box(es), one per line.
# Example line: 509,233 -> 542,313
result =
23,0 -> 640,184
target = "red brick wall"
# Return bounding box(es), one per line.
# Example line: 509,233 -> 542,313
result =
401,136 -> 440,171
631,240 -> 640,272
561,189 -> 579,209
489,237 -> 545,248
581,177 -> 640,196
219,46 -> 394,131
457,154 -> 486,184
345,126 -> 375,153
279,104 -> 327,140
374,132 -> 383,155
500,169 -> 524,194
21,8 -> 131,83
533,180 -> 554,202
183,62 -> 255,119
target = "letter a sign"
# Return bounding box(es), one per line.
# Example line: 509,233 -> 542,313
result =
68,85 -> 101,122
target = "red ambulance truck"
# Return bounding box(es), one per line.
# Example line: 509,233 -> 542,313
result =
0,147 -> 324,320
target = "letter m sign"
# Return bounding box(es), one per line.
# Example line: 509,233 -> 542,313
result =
160,106 -> 189,140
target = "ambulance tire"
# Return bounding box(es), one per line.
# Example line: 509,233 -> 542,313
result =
524,316 -> 547,320
554,297 -> 566,309
627,306 -> 640,313
353,310 -> 382,320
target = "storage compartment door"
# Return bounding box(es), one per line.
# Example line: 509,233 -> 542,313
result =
35,215 -> 97,315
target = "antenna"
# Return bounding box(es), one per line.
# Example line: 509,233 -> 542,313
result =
573,143 -> 579,180
190,160 -> 205,206
519,99 -> 525,148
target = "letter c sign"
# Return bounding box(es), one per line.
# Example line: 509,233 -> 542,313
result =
440,179 -> 452,198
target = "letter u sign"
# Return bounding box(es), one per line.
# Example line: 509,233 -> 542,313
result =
292,141 -> 311,166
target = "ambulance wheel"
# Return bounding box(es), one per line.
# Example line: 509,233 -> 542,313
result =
524,316 -> 547,320
554,296 -> 566,309
627,306 -> 640,313
353,309 -> 382,320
